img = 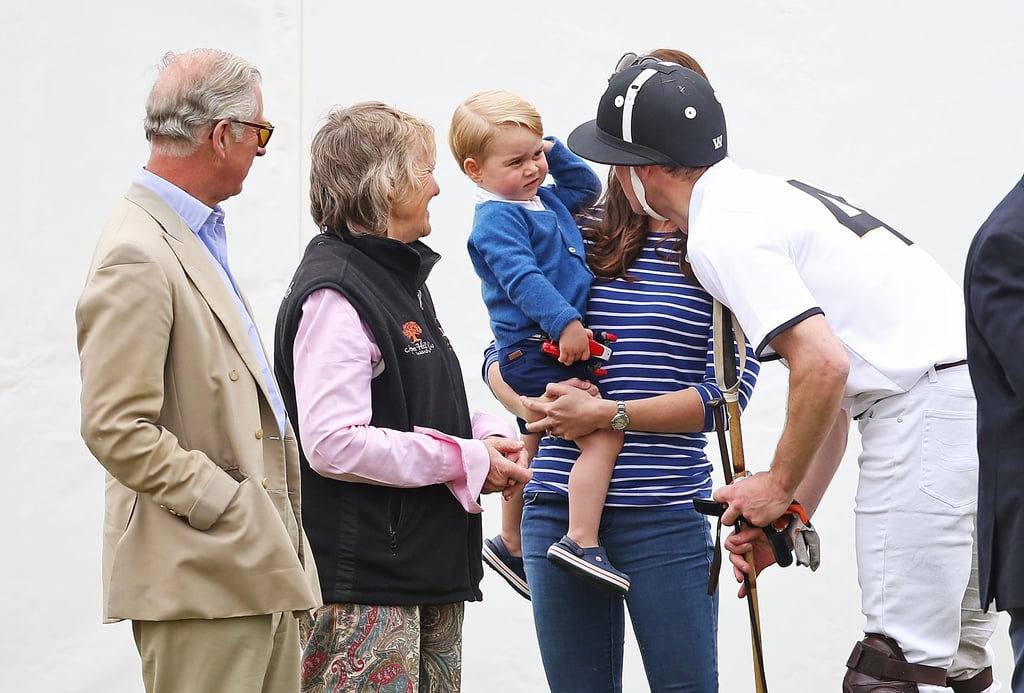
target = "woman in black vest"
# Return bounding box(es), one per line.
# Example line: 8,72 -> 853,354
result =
275,102 -> 531,693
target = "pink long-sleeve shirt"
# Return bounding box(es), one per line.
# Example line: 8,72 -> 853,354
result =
293,288 -> 516,513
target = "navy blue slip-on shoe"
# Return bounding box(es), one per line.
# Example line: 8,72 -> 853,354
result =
546,535 -> 630,595
482,536 -> 531,601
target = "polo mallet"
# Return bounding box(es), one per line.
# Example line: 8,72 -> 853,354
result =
712,300 -> 768,693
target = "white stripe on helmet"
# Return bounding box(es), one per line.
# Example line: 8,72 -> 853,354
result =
621,67 -> 659,145
622,67 -> 669,221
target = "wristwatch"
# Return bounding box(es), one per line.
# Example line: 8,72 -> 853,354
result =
610,401 -> 630,431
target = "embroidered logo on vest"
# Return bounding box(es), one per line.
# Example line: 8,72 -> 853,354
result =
402,321 -> 435,356
402,321 -> 423,343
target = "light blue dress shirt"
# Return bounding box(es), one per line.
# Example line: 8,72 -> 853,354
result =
136,168 -> 288,434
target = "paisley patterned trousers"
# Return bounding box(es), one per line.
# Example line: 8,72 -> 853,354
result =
300,602 -> 464,692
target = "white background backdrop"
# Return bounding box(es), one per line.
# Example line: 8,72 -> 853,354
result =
3,1 -> 1021,690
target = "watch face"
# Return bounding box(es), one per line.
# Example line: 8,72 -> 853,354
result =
611,402 -> 629,430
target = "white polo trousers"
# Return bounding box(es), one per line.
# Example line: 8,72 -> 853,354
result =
855,365 -> 999,692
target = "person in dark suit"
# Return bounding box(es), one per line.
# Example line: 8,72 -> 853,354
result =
965,176 -> 1024,693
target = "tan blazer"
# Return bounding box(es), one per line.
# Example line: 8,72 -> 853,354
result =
77,182 -> 320,623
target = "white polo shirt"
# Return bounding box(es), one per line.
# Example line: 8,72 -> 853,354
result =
686,158 -> 965,415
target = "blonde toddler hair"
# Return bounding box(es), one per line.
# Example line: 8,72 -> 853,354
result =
448,90 -> 543,170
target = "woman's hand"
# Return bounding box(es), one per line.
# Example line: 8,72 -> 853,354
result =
520,379 -> 606,441
481,436 -> 532,500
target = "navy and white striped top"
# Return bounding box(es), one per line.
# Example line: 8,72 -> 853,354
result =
524,229 -> 760,509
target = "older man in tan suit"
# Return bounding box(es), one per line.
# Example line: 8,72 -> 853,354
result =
76,48 -> 320,693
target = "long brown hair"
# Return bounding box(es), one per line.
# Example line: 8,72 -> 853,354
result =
582,48 -> 709,283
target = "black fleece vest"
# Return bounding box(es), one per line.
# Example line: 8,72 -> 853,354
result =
275,230 -> 482,605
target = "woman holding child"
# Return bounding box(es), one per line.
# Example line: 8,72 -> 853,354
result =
485,49 -> 760,692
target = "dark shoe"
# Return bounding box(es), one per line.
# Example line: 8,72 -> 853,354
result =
546,535 -> 630,595
482,536 -> 530,600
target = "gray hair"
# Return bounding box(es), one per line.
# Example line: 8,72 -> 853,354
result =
144,48 -> 262,157
309,102 -> 436,237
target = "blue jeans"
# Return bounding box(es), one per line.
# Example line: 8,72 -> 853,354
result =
522,491 -> 718,692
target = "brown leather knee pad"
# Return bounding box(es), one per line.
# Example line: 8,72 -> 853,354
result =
843,634 -> 948,693
947,666 -> 993,693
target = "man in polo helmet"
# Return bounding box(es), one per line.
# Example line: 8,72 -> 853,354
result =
568,60 -> 999,692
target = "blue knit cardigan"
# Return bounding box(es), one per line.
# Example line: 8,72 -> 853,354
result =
467,137 -> 602,348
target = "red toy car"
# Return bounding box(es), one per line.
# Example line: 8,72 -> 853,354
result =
541,331 -> 617,377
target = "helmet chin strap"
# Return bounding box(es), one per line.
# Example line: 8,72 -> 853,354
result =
629,168 -> 668,221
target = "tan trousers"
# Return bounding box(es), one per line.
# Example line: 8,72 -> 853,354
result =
133,612 -> 302,693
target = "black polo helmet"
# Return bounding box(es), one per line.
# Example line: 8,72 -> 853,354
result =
567,61 -> 727,168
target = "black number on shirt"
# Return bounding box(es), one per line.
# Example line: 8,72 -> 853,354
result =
788,179 -> 913,245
